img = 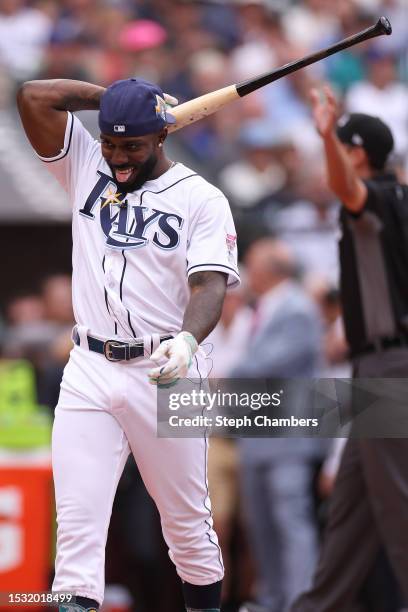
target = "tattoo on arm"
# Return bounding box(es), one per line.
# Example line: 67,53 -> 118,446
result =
55,88 -> 105,112
183,271 -> 227,344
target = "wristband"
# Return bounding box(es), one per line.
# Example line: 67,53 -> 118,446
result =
180,331 -> 198,355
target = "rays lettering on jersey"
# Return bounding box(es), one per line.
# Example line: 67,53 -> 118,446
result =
79,171 -> 184,250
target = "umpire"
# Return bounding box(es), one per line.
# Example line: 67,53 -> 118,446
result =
291,86 -> 408,612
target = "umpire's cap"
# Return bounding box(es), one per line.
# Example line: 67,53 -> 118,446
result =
99,78 -> 176,137
336,113 -> 394,170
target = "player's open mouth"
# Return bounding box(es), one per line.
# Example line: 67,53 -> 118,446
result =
114,167 -> 137,183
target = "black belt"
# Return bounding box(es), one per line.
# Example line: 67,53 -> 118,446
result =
352,334 -> 408,358
74,331 -> 173,362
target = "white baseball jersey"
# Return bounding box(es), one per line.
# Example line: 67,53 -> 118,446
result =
38,112 -> 240,339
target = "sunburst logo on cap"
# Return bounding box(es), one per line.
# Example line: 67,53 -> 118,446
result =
155,94 -> 167,120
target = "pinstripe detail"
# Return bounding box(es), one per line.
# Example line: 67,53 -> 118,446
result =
120,251 -> 126,300
121,251 -> 137,337
103,254 -> 131,337
102,255 -> 116,335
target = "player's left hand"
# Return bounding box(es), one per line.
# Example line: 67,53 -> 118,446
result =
163,93 -> 178,110
148,331 -> 198,387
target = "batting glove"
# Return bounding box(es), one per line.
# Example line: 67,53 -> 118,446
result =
163,93 -> 178,110
148,331 -> 198,387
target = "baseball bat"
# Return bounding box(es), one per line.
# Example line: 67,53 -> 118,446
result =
167,16 -> 392,133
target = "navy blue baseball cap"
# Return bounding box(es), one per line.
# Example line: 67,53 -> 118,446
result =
99,78 -> 176,137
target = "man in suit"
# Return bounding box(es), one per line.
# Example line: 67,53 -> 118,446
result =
233,239 -> 325,612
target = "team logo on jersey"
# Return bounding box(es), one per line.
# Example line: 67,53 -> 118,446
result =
79,171 -> 184,250
100,187 -> 124,209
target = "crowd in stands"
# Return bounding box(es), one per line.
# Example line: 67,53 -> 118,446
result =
0,1 -> 407,611
0,0 -> 407,225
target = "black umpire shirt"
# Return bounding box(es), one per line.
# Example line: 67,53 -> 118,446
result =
339,173 -> 408,357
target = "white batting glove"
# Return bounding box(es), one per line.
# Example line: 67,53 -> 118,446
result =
148,331 -> 198,387
163,93 -> 178,110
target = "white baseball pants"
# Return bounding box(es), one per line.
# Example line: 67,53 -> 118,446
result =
52,342 -> 224,605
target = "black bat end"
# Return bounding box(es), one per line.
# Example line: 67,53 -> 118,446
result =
378,16 -> 392,36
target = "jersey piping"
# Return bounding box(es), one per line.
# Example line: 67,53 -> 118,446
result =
37,111 -> 74,162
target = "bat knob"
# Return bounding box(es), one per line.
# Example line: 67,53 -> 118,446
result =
378,16 -> 392,36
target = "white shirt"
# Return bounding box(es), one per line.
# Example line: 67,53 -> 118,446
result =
205,306 -> 253,377
0,8 -> 52,80
345,81 -> 408,158
39,113 -> 240,339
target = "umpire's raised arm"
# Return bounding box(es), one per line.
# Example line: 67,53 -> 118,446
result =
310,85 -> 368,213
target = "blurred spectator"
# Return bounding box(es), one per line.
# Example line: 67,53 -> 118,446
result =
0,0 -> 52,82
305,276 -> 351,378
345,48 -> 408,164
41,274 -> 74,326
231,4 -> 290,82
168,48 -> 243,172
3,291 -> 57,363
2,274 -> 74,409
206,281 -> 252,378
49,0 -> 101,47
231,239 -> 324,612
265,164 -> 340,285
38,274 -> 74,408
117,19 -> 168,83
323,2 -> 373,92
219,120 -> 288,210
282,0 -> 339,51
6,293 -> 45,325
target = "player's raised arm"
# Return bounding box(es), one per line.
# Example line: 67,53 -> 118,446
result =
310,85 -> 367,213
16,79 -> 105,158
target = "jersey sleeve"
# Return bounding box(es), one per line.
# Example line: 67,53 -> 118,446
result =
187,191 -> 240,288
36,112 -> 95,198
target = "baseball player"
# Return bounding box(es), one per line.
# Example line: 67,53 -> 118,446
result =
17,77 -> 240,612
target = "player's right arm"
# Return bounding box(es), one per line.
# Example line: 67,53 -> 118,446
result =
16,79 -> 105,157
310,85 -> 367,213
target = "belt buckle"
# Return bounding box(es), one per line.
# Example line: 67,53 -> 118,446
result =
103,340 -> 124,362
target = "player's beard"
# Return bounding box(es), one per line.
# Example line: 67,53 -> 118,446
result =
110,152 -> 158,193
